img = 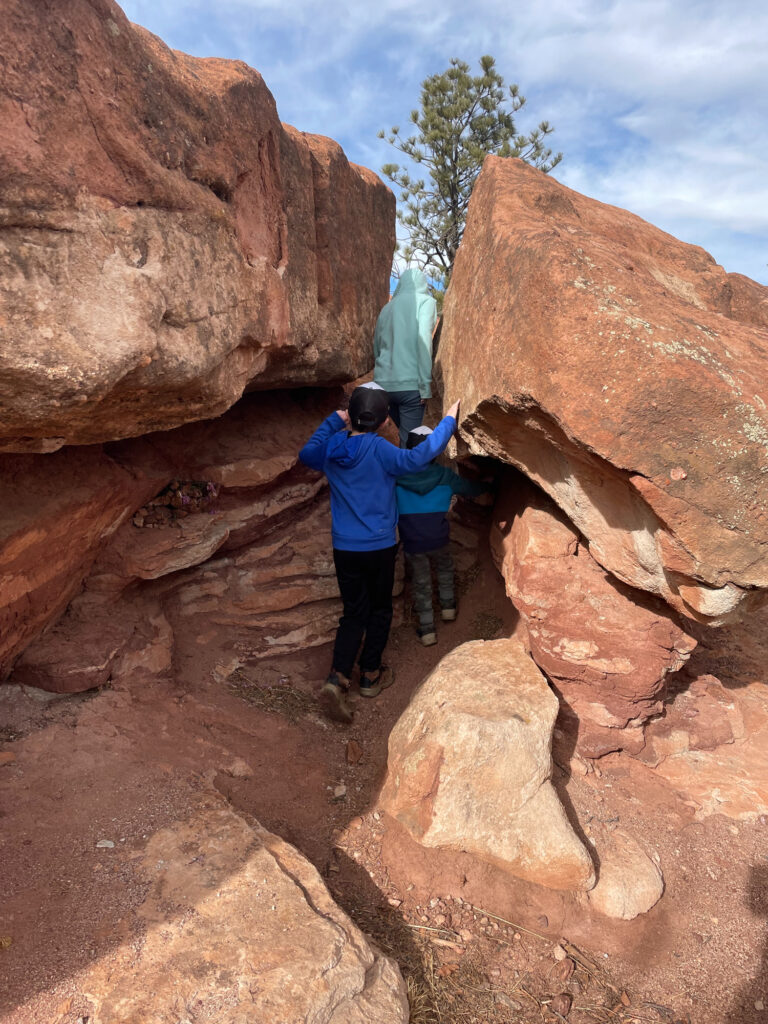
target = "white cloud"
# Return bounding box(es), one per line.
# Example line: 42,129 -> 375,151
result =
121,0 -> 768,282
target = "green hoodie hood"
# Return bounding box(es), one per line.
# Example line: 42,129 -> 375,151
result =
373,269 -> 437,399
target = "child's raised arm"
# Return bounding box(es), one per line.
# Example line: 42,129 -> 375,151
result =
299,410 -> 347,471
377,401 -> 461,476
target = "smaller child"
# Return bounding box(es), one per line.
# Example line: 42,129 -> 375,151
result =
396,426 -> 489,645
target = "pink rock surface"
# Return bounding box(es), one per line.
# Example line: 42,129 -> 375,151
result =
438,157 -> 768,625
0,0 -> 393,451
0,447 -> 165,680
491,478 -> 696,756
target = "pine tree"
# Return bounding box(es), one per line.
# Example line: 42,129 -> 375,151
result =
379,56 -> 562,290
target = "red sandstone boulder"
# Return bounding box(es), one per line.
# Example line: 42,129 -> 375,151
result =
491,478 -> 696,756
0,0 -> 393,452
438,157 -> 768,625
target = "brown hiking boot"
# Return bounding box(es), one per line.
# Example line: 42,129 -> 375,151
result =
319,672 -> 353,723
359,665 -> 395,699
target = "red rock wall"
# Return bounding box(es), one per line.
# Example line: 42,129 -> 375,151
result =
438,157 -> 768,626
0,0 -> 394,452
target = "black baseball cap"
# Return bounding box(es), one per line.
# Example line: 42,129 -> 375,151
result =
348,382 -> 389,431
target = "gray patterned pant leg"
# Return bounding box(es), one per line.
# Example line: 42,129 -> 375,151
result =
406,551 -> 434,629
433,545 -> 455,609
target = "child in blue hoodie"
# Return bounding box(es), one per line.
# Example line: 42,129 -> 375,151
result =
299,383 -> 460,722
397,426 -> 489,646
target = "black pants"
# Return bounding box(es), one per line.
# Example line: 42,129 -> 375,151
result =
332,545 -> 397,678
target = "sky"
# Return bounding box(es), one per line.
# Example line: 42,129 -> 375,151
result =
121,0 -> 768,285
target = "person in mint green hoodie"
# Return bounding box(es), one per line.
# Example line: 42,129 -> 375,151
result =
373,268 -> 437,445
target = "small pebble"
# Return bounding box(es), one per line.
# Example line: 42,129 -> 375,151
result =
333,784 -> 346,799
96,839 -> 115,849
388,898 -> 402,908
553,944 -> 568,961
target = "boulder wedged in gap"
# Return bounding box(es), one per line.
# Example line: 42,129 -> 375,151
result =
437,156 -> 768,625
71,802 -> 409,1023
0,0 -> 394,452
379,638 -> 596,892
491,477 -> 696,756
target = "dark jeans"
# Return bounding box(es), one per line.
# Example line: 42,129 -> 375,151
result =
388,389 -> 424,446
406,545 -> 455,629
332,545 -> 397,678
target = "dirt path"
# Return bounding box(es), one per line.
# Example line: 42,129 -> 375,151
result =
0,535 -> 766,1023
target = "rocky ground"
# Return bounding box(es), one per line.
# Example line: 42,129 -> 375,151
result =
1,531 -> 766,1024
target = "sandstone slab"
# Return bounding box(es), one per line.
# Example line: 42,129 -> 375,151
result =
491,478 -> 696,755
380,638 -> 596,891
438,157 -> 768,625
73,802 -> 409,1022
0,0 -> 393,451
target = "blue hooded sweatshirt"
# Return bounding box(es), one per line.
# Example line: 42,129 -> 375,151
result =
299,412 -> 456,551
373,268 -> 437,399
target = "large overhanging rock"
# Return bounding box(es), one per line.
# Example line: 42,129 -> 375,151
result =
491,477 -> 696,756
0,0 -> 394,451
437,157 -> 768,625
380,639 -> 596,892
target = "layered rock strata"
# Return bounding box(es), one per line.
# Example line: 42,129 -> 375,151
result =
0,0 -> 394,452
380,638 -> 596,891
491,477 -> 696,756
8,390 -> 345,690
437,157 -> 768,625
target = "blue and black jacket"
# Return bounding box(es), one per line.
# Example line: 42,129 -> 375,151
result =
298,412 -> 457,551
396,464 -> 486,554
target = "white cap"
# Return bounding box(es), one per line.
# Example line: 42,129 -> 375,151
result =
409,425 -> 433,436
360,381 -> 385,390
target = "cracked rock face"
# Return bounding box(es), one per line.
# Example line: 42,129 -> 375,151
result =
437,157 -> 768,625
491,478 -> 696,757
380,638 -> 596,892
77,803 -> 409,1023
0,0 -> 393,451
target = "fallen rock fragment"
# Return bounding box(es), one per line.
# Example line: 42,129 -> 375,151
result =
587,831 -> 664,920
380,639 -> 595,891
